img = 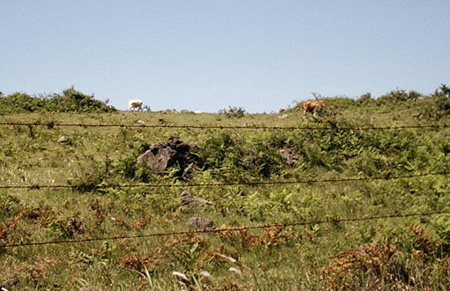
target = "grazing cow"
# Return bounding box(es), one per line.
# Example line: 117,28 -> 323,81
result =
301,100 -> 328,114
128,99 -> 143,111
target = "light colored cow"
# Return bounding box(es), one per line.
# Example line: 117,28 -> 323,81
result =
128,99 -> 143,111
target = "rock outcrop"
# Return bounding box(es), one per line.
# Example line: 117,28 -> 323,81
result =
137,137 -> 200,178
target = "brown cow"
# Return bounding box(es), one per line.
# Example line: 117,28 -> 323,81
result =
301,100 -> 329,114
128,99 -> 143,111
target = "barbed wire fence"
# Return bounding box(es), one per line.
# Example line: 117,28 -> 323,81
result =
2,211 -> 447,249
0,171 -> 447,190
0,121 -> 449,131
0,120 -> 449,250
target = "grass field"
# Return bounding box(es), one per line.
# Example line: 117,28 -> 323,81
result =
1,90 -> 450,290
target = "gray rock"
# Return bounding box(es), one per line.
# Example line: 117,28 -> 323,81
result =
180,191 -> 212,210
186,217 -> 215,230
57,136 -> 71,143
137,146 -> 178,172
137,137 -> 200,178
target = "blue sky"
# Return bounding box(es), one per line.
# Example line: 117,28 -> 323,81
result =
1,1 -> 449,113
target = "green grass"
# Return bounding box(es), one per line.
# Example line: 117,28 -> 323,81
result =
1,93 -> 450,289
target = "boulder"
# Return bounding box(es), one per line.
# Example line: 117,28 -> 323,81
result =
137,137 -> 200,177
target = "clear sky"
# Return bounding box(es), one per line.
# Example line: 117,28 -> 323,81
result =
1,1 -> 449,113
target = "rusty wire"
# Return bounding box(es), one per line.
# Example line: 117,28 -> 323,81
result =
1,211 -> 447,249
0,172 -> 447,190
0,121 -> 448,131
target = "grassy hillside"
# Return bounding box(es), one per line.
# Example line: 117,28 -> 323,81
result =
1,88 -> 450,290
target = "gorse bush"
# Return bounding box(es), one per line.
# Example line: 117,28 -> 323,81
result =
0,87 -> 117,113
377,89 -> 422,105
44,87 -> 116,113
218,106 -> 247,118
0,92 -> 44,113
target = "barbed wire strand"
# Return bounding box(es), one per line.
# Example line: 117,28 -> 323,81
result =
2,211 -> 447,249
0,172 -> 447,190
0,122 -> 448,131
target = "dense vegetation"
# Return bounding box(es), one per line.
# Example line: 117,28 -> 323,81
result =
0,87 -> 116,113
1,86 -> 450,289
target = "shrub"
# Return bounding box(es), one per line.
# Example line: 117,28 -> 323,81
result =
376,89 -> 422,105
0,92 -> 44,113
419,85 -> 450,120
0,87 -> 117,113
218,106 -> 247,118
199,131 -> 236,168
44,87 -> 117,113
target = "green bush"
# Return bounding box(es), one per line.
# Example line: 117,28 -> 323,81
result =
377,89 -> 422,105
419,95 -> 450,120
218,106 -> 247,118
0,92 -> 44,113
0,87 -> 117,113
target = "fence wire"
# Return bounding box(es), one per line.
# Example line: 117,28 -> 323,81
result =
0,121 -> 449,131
0,172 -> 447,190
1,211 -> 447,249
1,120 -> 449,250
